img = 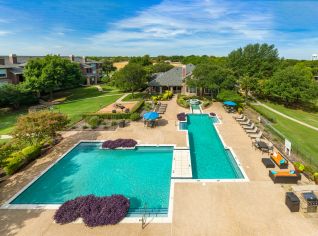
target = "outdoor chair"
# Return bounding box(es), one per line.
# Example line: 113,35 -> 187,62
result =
234,114 -> 244,120
249,131 -> 263,139
269,170 -> 301,184
239,119 -> 250,125
246,127 -> 258,134
270,152 -> 289,169
242,123 -> 255,130
236,116 -> 246,121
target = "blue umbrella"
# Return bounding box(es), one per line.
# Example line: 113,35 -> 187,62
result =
223,101 -> 237,107
143,111 -> 159,120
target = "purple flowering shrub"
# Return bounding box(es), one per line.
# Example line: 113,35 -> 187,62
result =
102,139 -> 137,149
210,112 -> 216,117
177,112 -> 186,121
54,195 -> 130,227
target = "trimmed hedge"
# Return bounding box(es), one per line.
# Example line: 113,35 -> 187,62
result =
83,100 -> 144,120
4,145 -> 41,175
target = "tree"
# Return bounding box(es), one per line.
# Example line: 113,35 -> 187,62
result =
150,62 -> 174,73
187,63 -> 236,98
23,55 -> 83,99
13,110 -> 69,145
0,83 -> 37,109
228,43 -> 280,79
239,75 -> 258,99
113,63 -> 147,96
264,65 -> 318,105
129,55 -> 152,66
101,59 -> 116,77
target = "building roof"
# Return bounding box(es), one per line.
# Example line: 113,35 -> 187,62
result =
148,64 -> 195,87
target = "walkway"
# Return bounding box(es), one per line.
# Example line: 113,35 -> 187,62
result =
254,101 -> 318,132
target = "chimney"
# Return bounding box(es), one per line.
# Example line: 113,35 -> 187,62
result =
9,53 -> 17,64
0,57 -> 5,65
81,56 -> 87,63
69,54 -> 75,62
182,65 -> 187,78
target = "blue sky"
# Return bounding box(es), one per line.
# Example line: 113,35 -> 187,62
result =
0,0 -> 317,59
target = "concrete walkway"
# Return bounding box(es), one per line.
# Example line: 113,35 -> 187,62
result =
254,101 -> 318,132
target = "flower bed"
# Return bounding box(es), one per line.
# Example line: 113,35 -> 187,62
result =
177,112 -> 187,121
54,195 -> 130,227
102,139 -> 137,149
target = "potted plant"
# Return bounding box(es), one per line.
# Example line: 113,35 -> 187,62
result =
293,162 -> 305,173
313,173 -> 318,184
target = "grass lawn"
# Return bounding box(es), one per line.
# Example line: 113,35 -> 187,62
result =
253,105 -> 318,167
52,94 -> 122,124
122,92 -> 150,101
263,102 -> 318,128
0,109 -> 27,135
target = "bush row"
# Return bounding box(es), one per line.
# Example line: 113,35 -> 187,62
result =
3,145 -> 42,175
83,100 -> 144,120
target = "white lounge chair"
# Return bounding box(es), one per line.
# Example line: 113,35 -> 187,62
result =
246,127 -> 258,134
236,116 -> 246,122
234,114 -> 244,120
249,131 -> 263,139
242,123 -> 255,130
239,119 -> 250,125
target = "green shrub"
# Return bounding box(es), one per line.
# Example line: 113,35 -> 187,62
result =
217,89 -> 244,103
130,113 -> 140,121
293,162 -> 305,172
162,90 -> 173,100
4,152 -> 25,175
177,95 -> 190,108
86,116 -> 101,128
202,100 -> 211,108
3,145 -> 41,175
21,145 -> 41,161
130,100 -> 144,113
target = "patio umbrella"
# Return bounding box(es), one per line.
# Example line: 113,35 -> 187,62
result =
223,101 -> 237,107
143,111 -> 159,120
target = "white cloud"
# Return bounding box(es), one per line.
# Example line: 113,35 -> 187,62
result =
0,30 -> 11,36
89,0 -> 273,54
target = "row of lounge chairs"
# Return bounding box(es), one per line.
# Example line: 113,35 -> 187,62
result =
155,103 -> 167,114
234,114 -> 263,139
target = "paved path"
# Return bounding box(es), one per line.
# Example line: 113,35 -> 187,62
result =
254,101 -> 318,132
115,93 -> 130,103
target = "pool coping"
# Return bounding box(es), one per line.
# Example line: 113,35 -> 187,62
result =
0,141 -> 178,224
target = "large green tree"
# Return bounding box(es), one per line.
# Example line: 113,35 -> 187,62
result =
0,83 -> 37,108
113,63 -> 147,96
129,55 -> 152,66
23,55 -> 83,99
239,75 -> 259,99
264,65 -> 318,105
187,63 -> 236,98
228,43 -> 280,79
101,59 -> 116,77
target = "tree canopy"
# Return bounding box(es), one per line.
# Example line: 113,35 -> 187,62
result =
113,63 -> 147,95
101,59 -> 116,77
23,55 -> 84,99
187,63 -> 236,98
264,64 -> 318,105
227,43 -> 280,79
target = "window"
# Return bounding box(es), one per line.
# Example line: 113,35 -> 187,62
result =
204,88 -> 211,94
189,87 -> 196,93
0,69 -> 7,78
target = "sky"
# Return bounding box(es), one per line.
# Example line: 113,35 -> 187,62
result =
0,0 -> 317,59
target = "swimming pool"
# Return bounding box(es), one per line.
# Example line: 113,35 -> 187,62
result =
181,114 -> 244,179
10,143 -> 173,216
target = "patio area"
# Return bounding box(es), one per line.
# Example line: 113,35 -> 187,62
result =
1,97 -> 318,236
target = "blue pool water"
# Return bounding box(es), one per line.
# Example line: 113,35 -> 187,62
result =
11,143 -> 173,214
183,114 -> 244,179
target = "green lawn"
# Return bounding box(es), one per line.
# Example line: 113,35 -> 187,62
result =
0,109 -> 27,135
122,92 -> 150,101
0,86 -> 123,134
253,105 -> 318,166
52,94 -> 122,124
263,102 -> 318,128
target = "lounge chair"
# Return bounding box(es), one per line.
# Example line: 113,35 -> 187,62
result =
239,119 -> 250,125
270,152 -> 288,169
249,131 -> 263,139
242,123 -> 255,130
236,116 -> 246,122
234,114 -> 244,120
246,127 -> 258,134
269,170 -> 301,184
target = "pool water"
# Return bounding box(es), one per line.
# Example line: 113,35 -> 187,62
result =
11,143 -> 173,214
185,114 -> 244,179
191,104 -> 201,113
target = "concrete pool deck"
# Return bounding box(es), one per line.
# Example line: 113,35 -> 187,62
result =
1,97 -> 318,235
